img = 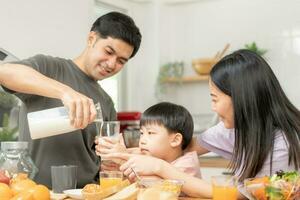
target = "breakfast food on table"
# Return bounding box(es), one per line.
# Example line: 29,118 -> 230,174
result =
136,179 -> 183,200
104,182 -> 139,200
245,170 -> 300,200
0,172 -> 50,200
82,179 -> 130,200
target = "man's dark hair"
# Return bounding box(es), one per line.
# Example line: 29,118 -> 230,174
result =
91,12 -> 142,58
140,102 -> 194,150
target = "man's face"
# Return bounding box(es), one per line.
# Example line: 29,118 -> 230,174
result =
84,32 -> 134,81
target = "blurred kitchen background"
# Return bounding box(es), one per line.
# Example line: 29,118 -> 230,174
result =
1,0 -> 300,136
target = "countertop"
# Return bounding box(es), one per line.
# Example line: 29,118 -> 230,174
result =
198,156 -> 230,168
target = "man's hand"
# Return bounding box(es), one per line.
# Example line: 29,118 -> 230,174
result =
61,90 -> 97,129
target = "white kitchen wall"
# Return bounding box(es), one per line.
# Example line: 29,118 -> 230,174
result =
0,0 -> 93,58
154,0 -> 300,115
0,0 -> 158,112
1,0 -> 300,114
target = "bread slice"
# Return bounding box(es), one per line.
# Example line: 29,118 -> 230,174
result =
82,179 -> 130,200
104,183 -> 139,200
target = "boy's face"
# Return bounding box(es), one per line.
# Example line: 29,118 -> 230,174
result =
139,123 -> 177,160
83,31 -> 134,81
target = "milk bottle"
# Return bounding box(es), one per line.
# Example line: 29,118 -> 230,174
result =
27,103 -> 103,139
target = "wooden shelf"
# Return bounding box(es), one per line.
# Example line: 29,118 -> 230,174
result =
162,75 -> 209,83
199,156 -> 230,168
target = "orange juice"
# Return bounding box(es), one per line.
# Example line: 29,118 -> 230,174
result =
212,185 -> 238,200
100,178 -> 122,189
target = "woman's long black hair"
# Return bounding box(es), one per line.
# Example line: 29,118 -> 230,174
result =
210,49 -> 300,180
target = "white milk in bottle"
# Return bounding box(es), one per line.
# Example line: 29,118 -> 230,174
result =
27,103 -> 103,139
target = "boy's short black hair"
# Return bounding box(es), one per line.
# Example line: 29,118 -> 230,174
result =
140,102 -> 194,150
91,11 -> 142,58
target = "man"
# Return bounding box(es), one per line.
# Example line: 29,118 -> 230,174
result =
0,12 -> 141,188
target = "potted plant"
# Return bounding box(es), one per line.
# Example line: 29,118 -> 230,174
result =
0,113 -> 18,141
0,91 -> 18,126
244,42 -> 268,57
155,61 -> 184,98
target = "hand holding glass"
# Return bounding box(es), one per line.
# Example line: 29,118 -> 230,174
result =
97,121 -> 121,165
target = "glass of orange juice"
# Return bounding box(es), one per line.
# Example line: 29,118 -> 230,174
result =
99,171 -> 123,189
211,175 -> 238,200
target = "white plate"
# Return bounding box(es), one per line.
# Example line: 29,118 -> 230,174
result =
50,191 -> 67,200
238,185 -> 255,200
63,189 -> 83,200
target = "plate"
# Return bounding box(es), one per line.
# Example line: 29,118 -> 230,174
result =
50,191 -> 67,200
238,185 -> 255,200
63,189 -> 83,200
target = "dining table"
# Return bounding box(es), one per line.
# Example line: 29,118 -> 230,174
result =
59,194 -> 212,200
63,198 -> 210,200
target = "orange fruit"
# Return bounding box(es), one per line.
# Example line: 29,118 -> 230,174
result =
28,184 -> 50,200
10,179 -> 36,195
10,173 -> 29,184
10,192 -> 34,200
0,182 -> 13,200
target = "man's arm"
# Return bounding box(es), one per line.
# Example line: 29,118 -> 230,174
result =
0,63 -> 96,129
0,63 -> 70,99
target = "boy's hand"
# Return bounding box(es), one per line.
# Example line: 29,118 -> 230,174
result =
95,134 -> 127,156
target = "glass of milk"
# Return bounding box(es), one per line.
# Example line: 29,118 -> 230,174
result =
96,121 -> 121,165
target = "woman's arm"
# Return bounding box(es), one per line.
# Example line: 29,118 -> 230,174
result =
157,160 -> 212,198
185,136 -> 210,155
116,154 -> 212,198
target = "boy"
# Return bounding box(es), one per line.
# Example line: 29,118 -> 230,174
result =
97,102 -> 201,178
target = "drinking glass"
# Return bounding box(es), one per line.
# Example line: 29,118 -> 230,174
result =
99,171 -> 123,189
96,121 -> 121,165
98,121 -> 120,139
212,175 -> 238,200
51,165 -> 77,193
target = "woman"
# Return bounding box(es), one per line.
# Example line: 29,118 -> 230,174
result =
100,49 -> 300,198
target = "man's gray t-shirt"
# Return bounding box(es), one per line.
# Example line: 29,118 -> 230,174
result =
5,54 -> 116,188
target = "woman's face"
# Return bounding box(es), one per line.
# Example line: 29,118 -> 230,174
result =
209,79 -> 234,129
